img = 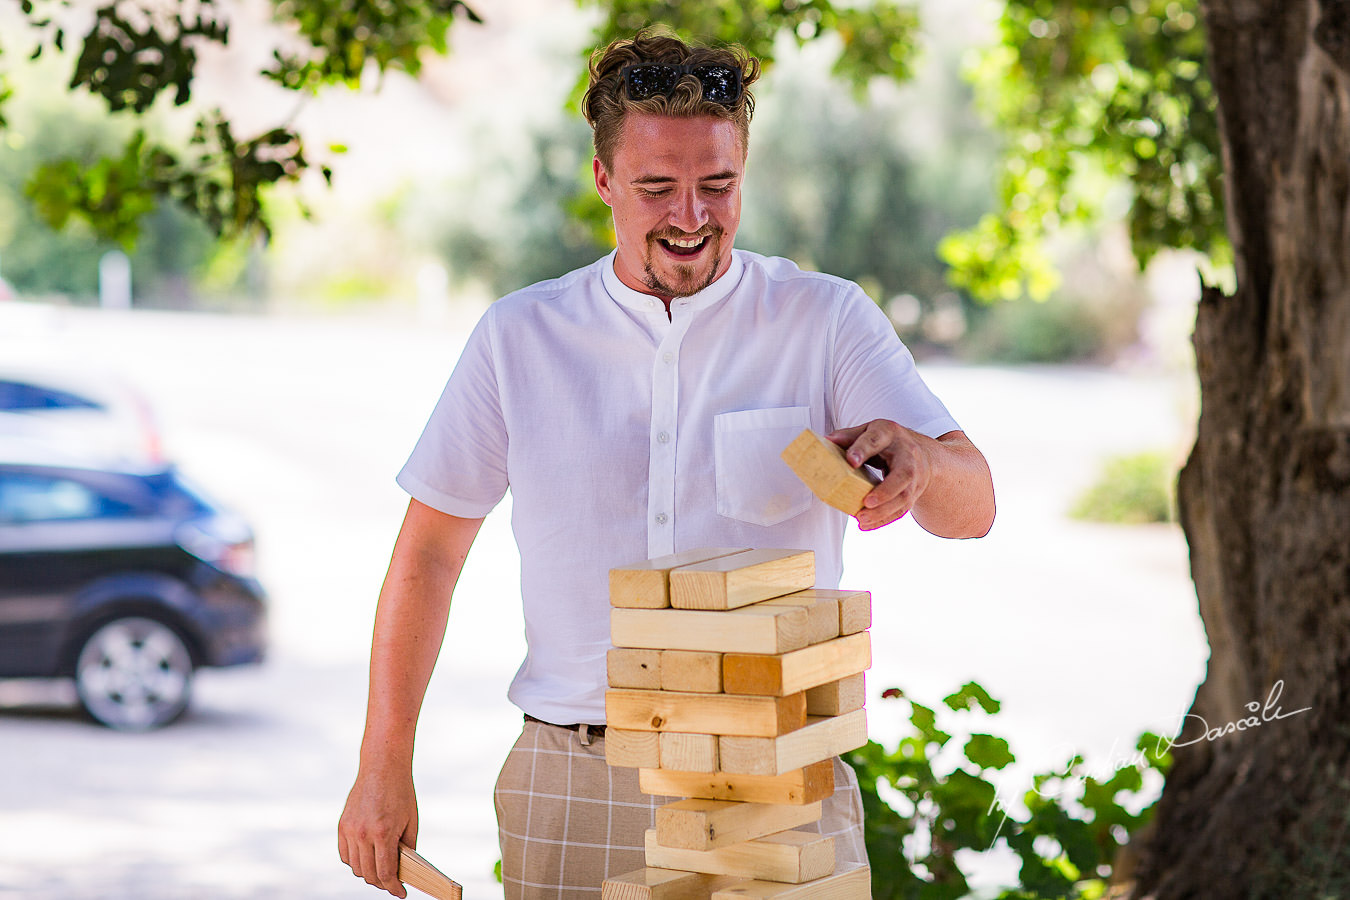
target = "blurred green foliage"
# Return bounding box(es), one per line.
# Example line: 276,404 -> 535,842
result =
850,682 -> 1172,899
940,0 -> 1226,301
581,0 -> 920,88
1070,451 -> 1176,524
3,0 -> 480,245
0,75 -> 233,302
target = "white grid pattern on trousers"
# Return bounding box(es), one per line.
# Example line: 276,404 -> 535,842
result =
493,720 -> 868,899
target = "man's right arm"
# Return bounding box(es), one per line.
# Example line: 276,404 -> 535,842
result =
338,499 -> 485,898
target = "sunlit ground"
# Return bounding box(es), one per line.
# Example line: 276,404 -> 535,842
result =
0,299 -> 1206,897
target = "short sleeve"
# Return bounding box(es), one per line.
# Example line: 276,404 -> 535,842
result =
396,309 -> 510,517
829,287 -> 961,439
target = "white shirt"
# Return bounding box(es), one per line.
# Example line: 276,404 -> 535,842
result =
398,249 -> 959,724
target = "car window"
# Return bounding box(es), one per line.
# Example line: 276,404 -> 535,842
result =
0,380 -> 104,412
0,473 -> 136,523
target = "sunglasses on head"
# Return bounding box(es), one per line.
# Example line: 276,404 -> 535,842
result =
620,63 -> 744,106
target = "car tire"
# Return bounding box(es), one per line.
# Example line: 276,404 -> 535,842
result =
74,615 -> 194,730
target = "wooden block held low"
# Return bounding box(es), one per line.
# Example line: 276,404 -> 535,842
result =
719,711 -> 869,776
605,727 -> 661,768
780,429 -> 879,516
723,633 -> 871,697
710,865 -> 871,898
644,829 -> 835,884
609,648 -> 663,689
661,650 -> 724,693
655,798 -> 823,851
660,732 -> 719,772
669,549 -> 815,611
606,689 -> 807,737
611,548 -> 749,609
611,606 -> 810,655
639,761 -> 835,806
805,673 -> 865,716
601,867 -> 748,900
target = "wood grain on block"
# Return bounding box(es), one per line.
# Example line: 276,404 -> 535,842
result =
710,865 -> 871,898
611,606 -> 810,655
660,731 -> 719,772
605,727 -> 661,768
644,829 -> 835,884
719,711 -> 869,776
780,429 -> 878,516
805,673 -> 866,716
609,648 -> 663,689
661,650 -> 724,693
668,549 -> 815,611
723,633 -> 871,697
655,798 -> 823,852
606,689 -> 807,737
601,867 -> 748,900
639,761 -> 835,806
757,591 -> 840,646
836,591 -> 871,636
398,844 -> 462,900
611,548 -> 750,609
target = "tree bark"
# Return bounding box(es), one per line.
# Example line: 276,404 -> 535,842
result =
1132,1 -> 1350,897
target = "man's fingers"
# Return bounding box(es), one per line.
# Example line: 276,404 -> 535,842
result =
376,840 -> 407,898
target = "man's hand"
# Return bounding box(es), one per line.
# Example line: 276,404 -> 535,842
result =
338,766 -> 419,898
828,420 -> 994,537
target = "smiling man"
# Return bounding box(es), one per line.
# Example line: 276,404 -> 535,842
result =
338,30 -> 995,900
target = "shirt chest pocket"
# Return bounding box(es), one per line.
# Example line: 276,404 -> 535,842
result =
713,407 -> 814,528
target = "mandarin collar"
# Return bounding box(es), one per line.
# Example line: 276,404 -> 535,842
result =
601,249 -> 746,315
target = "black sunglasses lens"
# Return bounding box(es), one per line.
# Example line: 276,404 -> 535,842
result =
694,66 -> 740,103
626,65 -> 681,100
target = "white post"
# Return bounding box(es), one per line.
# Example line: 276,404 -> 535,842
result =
99,250 -> 132,310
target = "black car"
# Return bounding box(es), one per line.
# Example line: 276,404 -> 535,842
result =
0,454 -> 266,729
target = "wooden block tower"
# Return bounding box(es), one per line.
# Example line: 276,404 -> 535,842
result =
601,547 -> 873,899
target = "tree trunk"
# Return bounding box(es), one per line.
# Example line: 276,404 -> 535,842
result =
1132,1 -> 1350,897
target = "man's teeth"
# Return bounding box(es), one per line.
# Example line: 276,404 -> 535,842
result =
666,237 -> 704,248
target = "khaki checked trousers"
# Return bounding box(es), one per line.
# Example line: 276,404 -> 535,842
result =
493,719 -> 868,899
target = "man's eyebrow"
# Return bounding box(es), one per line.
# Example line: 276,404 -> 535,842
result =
630,171 -> 740,186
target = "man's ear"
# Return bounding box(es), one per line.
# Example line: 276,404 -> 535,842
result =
593,157 -> 613,207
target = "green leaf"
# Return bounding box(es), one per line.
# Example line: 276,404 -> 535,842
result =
943,681 -> 1002,714
964,733 -> 1016,770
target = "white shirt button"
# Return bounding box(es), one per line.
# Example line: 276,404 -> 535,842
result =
663,352 -> 674,364
655,513 -> 669,525
657,431 -> 670,444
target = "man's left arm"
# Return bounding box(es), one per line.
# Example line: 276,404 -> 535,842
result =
828,420 -> 995,538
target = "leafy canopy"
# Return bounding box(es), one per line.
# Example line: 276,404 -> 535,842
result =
940,0 -> 1226,301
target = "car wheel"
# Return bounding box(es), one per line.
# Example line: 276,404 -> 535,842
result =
74,616 -> 194,730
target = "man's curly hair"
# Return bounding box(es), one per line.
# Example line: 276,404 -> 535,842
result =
582,30 -> 761,171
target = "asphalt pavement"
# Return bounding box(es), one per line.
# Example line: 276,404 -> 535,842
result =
0,300 -> 1207,898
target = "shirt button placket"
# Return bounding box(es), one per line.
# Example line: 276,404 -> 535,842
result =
648,329 -> 683,558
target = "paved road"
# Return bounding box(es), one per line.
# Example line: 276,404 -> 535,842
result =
0,301 -> 1207,898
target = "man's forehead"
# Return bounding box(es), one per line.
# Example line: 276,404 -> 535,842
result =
612,112 -> 745,176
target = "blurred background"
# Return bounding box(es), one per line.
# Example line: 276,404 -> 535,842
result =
0,0 -> 1209,896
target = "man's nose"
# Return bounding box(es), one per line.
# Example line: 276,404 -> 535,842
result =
668,190 -> 708,234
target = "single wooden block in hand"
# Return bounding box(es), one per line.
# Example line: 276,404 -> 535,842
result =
780,430 -> 879,516
398,844 -> 462,900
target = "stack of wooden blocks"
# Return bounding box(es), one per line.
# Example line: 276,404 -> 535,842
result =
600,546 -> 873,899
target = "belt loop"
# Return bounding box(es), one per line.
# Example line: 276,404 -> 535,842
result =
578,724 -> 594,747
